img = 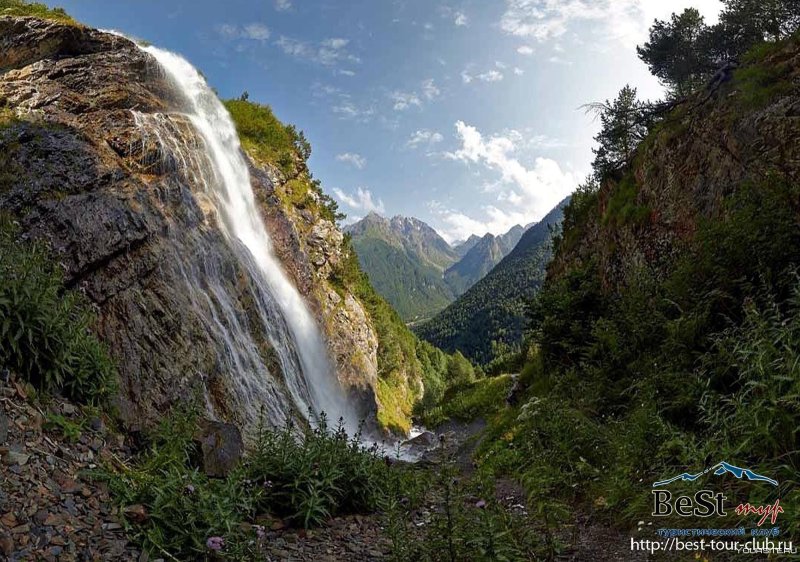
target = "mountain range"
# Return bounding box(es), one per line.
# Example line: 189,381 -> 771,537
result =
344,213 -> 527,322
415,198 -> 569,364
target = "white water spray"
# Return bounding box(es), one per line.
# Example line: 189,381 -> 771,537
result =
134,45 -> 353,430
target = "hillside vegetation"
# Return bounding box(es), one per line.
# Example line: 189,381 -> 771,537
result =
460,2 -> 800,541
416,201 -> 566,365
346,215 -> 527,322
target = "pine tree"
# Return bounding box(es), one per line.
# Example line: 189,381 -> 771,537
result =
637,8 -> 713,97
589,85 -> 648,180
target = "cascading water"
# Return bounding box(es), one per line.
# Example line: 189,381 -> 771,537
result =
129,44 -> 354,432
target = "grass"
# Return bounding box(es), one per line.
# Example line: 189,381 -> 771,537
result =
0,0 -> 76,24
420,375 -> 513,427
102,410 -> 412,561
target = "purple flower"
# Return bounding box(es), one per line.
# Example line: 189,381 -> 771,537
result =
254,525 -> 266,540
263,480 -> 274,490
184,484 -> 196,495
206,536 -> 224,551
475,499 -> 487,509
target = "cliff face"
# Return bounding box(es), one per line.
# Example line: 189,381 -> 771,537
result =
550,37 -> 800,291
0,17 -> 379,429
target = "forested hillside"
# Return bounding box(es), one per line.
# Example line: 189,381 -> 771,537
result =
443,225 -> 526,295
346,214 -> 528,322
460,0 -> 800,546
416,200 -> 566,364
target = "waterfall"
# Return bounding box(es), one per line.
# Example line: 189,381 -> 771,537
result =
131,45 -> 353,431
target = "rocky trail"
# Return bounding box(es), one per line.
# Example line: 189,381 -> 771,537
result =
0,373 -> 140,562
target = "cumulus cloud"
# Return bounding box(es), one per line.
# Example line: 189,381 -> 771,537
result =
437,121 -> 579,239
499,0 -> 722,48
336,152 -> 367,169
332,187 -> 386,214
406,129 -> 444,149
517,45 -> 534,55
513,67 -> 525,75
454,11 -> 469,26
275,0 -> 292,11
217,22 -> 270,41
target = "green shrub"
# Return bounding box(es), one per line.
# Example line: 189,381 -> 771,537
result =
420,375 -> 513,427
0,217 -> 116,403
104,410 -> 403,560
248,415 -> 388,528
102,410 -> 262,560
0,0 -> 75,23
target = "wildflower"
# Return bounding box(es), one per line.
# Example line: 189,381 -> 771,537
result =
206,536 -> 224,551
476,499 -> 487,509
184,484 -> 195,495
263,480 -> 274,490
254,525 -> 266,540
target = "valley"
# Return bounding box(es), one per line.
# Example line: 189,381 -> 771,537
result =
1,1 -> 799,561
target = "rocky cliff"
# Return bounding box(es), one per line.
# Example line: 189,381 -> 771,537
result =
0,17 -> 380,430
549,37 -> 800,292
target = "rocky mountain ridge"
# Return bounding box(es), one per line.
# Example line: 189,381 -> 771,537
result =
345,213 -> 529,321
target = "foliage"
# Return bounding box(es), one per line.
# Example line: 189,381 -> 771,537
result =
332,234 -> 458,433
637,0 -> 800,98
588,85 -> 651,179
418,374 -> 513,428
103,410 -> 407,560
44,412 -> 85,442
637,8 -> 718,97
102,410 -> 263,561
416,203 -> 565,365
383,445 -> 550,561
350,235 -> 455,322
483,167 -> 800,531
248,415 -> 388,528
0,217 -> 116,403
224,98 -> 342,224
0,0 -> 76,23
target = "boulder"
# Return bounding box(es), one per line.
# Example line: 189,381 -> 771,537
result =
194,420 -> 243,478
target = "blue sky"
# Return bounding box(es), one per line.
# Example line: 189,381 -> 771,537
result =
58,0 -> 722,243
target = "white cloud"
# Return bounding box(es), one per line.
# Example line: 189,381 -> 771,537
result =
438,121 -> 579,239
462,67 -> 505,84
513,67 -> 525,75
517,45 -> 534,55
275,35 -> 360,67
275,0 -> 292,11
336,152 -> 367,169
331,101 -> 375,122
322,38 -> 349,49
499,0 -> 722,48
217,22 -> 270,41
478,70 -> 504,82
406,129 -> 444,149
421,79 -> 440,100
333,187 -> 386,214
454,11 -> 469,26
390,90 -> 422,111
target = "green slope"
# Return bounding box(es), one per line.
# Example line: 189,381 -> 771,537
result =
350,236 -> 455,321
416,200 -> 567,364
